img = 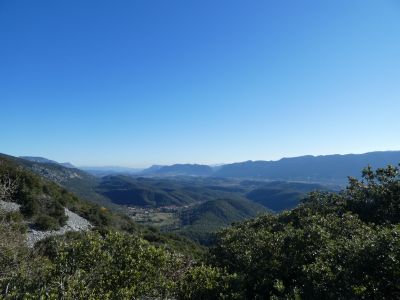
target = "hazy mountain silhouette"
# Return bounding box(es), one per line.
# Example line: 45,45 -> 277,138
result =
214,151 -> 400,184
143,164 -> 214,176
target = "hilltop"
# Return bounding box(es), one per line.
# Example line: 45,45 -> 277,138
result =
175,198 -> 266,244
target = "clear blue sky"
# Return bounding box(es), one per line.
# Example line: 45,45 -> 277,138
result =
1,0 -> 399,167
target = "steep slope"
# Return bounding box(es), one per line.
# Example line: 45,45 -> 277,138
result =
215,151 -> 400,184
0,154 -> 127,231
3,154 -> 110,207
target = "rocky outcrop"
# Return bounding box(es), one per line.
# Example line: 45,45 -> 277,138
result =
26,208 -> 92,247
0,200 -> 20,212
1,199 -> 92,247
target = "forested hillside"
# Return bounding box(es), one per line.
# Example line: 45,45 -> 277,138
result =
206,164 -> 400,298
2,155 -> 333,243
0,154 -> 110,207
245,181 -> 328,211
94,175 -> 329,212
0,155 -> 202,253
1,160 -> 399,298
175,198 -> 266,244
7,155 -> 323,213
95,175 -> 240,207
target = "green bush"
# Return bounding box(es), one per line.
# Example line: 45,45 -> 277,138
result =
0,210 -> 50,297
33,231 -> 186,299
176,264 -> 241,300
35,214 -> 60,230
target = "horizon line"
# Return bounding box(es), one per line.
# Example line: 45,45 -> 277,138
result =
10,149 -> 400,169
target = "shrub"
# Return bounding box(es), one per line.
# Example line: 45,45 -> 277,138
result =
35,214 -> 60,230
176,264 -> 241,300
35,231 -> 186,299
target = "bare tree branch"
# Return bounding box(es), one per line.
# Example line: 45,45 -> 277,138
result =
0,173 -> 19,201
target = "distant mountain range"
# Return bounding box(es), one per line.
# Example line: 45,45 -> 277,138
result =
143,164 -> 214,176
213,151 -> 400,184
80,166 -> 143,177
85,164 -> 214,177
19,151 -> 400,184
138,151 -> 400,184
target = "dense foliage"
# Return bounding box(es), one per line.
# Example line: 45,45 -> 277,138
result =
207,164 -> 400,299
11,231 -> 188,298
1,158 -> 69,230
1,163 -> 399,299
0,154 -> 112,208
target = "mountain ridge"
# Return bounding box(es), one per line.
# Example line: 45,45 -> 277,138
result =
137,151 -> 400,184
20,156 -> 76,169
214,151 -> 400,183
17,150 -> 400,185
143,164 -> 214,176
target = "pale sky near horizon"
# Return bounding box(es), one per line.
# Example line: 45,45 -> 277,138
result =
1,0 -> 399,167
